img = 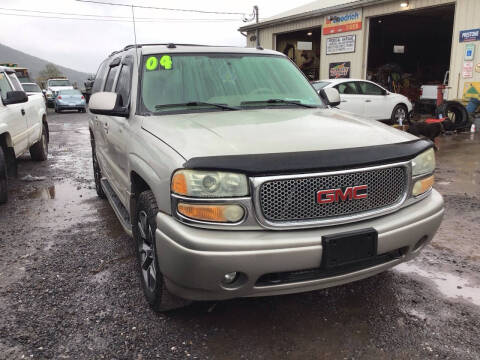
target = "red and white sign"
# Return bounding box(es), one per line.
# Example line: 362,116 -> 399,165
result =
463,61 -> 474,78
323,9 -> 362,35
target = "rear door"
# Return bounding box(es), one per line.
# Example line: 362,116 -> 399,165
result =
334,81 -> 365,116
0,71 -> 29,156
356,81 -> 391,120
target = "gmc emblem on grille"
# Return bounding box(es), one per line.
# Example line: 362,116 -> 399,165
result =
317,185 -> 368,204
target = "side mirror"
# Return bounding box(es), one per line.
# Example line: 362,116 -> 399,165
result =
382,90 -> 389,96
319,88 -> 341,107
42,89 -> 47,95
2,91 -> 28,105
89,92 -> 128,117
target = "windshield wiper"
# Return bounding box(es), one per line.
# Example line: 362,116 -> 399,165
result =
155,101 -> 239,111
240,99 -> 318,108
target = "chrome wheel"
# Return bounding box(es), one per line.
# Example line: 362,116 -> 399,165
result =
137,210 -> 157,292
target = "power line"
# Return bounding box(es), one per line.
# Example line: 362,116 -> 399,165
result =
0,7 -> 240,21
75,0 -> 246,15
0,12 -> 240,22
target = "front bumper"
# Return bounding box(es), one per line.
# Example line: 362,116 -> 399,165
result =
155,189 -> 444,301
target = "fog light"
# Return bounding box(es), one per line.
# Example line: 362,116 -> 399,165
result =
222,272 -> 238,284
412,175 -> 434,196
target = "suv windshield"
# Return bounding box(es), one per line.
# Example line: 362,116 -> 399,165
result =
48,80 -> 71,87
140,54 -> 324,114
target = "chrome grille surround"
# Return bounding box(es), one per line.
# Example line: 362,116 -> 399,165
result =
252,162 -> 412,230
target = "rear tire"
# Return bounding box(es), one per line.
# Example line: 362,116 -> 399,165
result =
29,125 -> 48,161
91,139 -> 106,199
0,146 -> 8,204
133,190 -> 191,312
391,104 -> 408,125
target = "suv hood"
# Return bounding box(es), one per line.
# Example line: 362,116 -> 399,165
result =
141,108 -> 417,160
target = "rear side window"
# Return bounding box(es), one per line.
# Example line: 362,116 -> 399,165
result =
104,65 -> 119,92
115,62 -> 132,107
8,73 -> 23,91
357,81 -> 384,95
92,60 -> 108,94
335,82 -> 359,95
0,72 -> 13,101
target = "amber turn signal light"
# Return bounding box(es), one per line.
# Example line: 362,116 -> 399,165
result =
177,203 -> 245,223
171,172 -> 188,195
412,175 -> 434,196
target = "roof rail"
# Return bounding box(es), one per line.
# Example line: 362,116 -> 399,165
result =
109,43 -> 215,57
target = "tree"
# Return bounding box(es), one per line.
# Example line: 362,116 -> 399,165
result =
36,63 -> 64,88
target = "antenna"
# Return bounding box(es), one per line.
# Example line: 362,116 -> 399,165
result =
131,5 -> 139,64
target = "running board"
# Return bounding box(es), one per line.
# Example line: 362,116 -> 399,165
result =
101,178 -> 133,237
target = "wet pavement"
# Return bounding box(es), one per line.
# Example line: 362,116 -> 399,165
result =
0,111 -> 479,359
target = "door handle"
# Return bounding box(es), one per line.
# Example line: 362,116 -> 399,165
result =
103,123 -> 109,134
21,109 -> 25,116
365,100 -> 372,103
341,100 -> 347,103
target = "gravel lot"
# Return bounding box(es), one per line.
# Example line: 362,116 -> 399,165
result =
0,111 -> 479,359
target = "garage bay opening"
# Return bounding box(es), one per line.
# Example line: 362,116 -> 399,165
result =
276,27 -> 321,80
367,4 -> 455,102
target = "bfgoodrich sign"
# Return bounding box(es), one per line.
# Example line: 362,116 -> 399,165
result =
323,9 -> 362,35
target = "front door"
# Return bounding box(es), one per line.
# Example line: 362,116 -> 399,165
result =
356,81 -> 391,120
334,81 -> 365,117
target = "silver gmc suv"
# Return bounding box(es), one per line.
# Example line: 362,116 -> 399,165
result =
88,44 -> 444,311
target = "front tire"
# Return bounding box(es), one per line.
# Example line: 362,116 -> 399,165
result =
391,104 -> 408,125
133,190 -> 191,312
29,125 -> 48,161
0,146 -> 8,204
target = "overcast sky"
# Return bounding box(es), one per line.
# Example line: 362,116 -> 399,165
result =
0,0 -> 312,74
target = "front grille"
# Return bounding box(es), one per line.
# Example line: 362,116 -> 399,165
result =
259,166 -> 407,223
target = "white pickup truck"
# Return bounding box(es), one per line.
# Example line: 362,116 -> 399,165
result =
0,66 -> 49,203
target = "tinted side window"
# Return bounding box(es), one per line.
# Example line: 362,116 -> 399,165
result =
115,63 -> 132,107
92,61 -> 108,94
358,82 -> 384,95
104,65 -> 119,92
0,72 -> 13,101
335,82 -> 359,95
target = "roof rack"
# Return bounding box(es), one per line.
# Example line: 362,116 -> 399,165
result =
109,43 -> 229,57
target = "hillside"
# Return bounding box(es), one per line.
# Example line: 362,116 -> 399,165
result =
0,43 -> 91,89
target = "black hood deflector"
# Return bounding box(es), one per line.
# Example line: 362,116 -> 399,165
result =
183,139 -> 433,176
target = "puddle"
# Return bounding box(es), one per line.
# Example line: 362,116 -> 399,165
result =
395,262 -> 480,306
24,182 -> 89,201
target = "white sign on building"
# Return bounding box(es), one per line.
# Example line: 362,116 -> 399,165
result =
326,35 -> 356,55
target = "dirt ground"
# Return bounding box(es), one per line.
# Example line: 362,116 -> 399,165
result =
0,111 -> 479,359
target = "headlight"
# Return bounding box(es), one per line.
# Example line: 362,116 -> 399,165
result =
171,170 -> 249,198
411,148 -> 435,196
411,148 -> 435,176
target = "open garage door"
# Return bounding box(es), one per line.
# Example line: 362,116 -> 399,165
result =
276,27 -> 321,80
367,4 -> 455,101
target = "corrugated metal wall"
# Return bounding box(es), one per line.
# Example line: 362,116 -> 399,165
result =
247,0 -> 480,100
449,0 -> 480,99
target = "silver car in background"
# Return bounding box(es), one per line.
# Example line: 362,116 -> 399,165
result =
54,89 -> 86,113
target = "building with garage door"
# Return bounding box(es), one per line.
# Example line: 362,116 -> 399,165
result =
239,0 -> 480,102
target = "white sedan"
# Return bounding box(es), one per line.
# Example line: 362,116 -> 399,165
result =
312,79 -> 413,124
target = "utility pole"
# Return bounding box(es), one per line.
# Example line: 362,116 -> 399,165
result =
254,5 -> 259,47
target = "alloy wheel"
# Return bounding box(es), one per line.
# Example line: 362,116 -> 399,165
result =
137,210 -> 157,292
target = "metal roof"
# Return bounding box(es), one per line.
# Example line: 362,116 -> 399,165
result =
239,0 -> 393,31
